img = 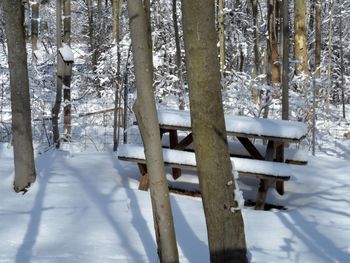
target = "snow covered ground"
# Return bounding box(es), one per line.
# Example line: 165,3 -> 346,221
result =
1,141 -> 350,262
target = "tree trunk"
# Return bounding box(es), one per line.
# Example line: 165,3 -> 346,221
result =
218,0 -> 225,79
2,0 -> 37,193
268,0 -> 280,85
31,1 -> 39,64
112,0 -> 122,151
314,0 -> 321,79
111,0 -> 121,43
281,0 -> 289,120
251,0 -> 260,105
172,0 -> 185,110
181,0 -> 248,262
127,1 -> 179,262
326,0 -> 335,115
294,0 -> 308,75
63,0 -> 71,139
52,0 -> 62,148
339,5 -> 345,119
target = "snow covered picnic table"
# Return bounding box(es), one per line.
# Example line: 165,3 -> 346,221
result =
157,109 -> 308,142
158,109 -> 308,207
119,109 -> 308,210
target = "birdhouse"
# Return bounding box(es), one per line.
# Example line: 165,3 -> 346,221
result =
57,43 -> 74,78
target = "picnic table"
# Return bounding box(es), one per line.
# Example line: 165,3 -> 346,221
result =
118,109 -> 308,210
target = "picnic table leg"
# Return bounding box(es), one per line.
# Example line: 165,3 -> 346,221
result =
255,179 -> 275,210
276,143 -> 285,195
138,164 -> 149,191
169,130 -> 182,180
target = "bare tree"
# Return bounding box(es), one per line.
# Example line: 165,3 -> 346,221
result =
31,1 -> 39,64
63,0 -> 72,139
294,0 -> 308,75
2,0 -> 37,192
127,1 -> 179,261
181,0 -> 248,261
281,0 -> 289,120
52,0 -> 63,148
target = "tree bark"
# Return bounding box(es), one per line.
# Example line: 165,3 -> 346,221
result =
172,0 -> 185,110
251,0 -> 260,105
268,0 -> 280,85
294,0 -> 308,75
111,0 -> 121,43
31,1 -> 39,64
326,0 -> 335,115
281,0 -> 289,120
218,0 -> 225,79
63,0 -> 71,139
52,0 -> 62,148
181,0 -> 248,262
112,0 -> 122,151
2,0 -> 37,192
339,4 -> 345,118
314,0 -> 321,79
127,1 -> 179,262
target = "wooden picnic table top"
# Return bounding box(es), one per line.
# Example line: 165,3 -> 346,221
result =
157,109 -> 308,143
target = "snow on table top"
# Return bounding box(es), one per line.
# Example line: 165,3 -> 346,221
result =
118,144 -> 293,178
157,109 -> 307,140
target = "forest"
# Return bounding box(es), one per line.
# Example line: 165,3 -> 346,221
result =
0,0 -> 350,262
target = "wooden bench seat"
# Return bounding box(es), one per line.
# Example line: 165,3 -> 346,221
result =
118,144 -> 294,210
161,134 -> 308,165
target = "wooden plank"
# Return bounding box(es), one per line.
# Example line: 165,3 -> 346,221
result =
237,137 -> 264,160
228,131 -> 305,143
255,179 -> 275,210
137,164 -> 149,191
169,130 -> 182,179
265,140 -> 275,161
275,142 -> 285,195
173,133 -> 193,150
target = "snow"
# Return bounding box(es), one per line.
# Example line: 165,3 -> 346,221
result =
59,43 -> 74,62
158,109 -> 308,140
1,142 -> 350,262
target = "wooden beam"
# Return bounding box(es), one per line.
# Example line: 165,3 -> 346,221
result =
237,137 -> 264,160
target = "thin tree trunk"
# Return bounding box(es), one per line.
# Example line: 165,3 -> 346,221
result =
181,0 -> 248,262
52,0 -> 62,148
294,0 -> 308,75
326,0 -> 335,115
218,0 -> 225,79
2,0 -> 37,192
63,0 -> 71,139
281,0 -> 289,120
339,5 -> 345,119
31,1 -> 39,64
112,0 -> 122,151
268,0 -> 280,85
172,0 -> 185,110
251,0 -> 260,105
314,0 -> 321,78
127,1 -> 179,261
112,0 -> 121,43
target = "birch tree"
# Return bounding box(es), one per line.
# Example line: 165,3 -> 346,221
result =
2,0 -> 37,192
181,0 -> 248,261
127,1 -> 179,261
